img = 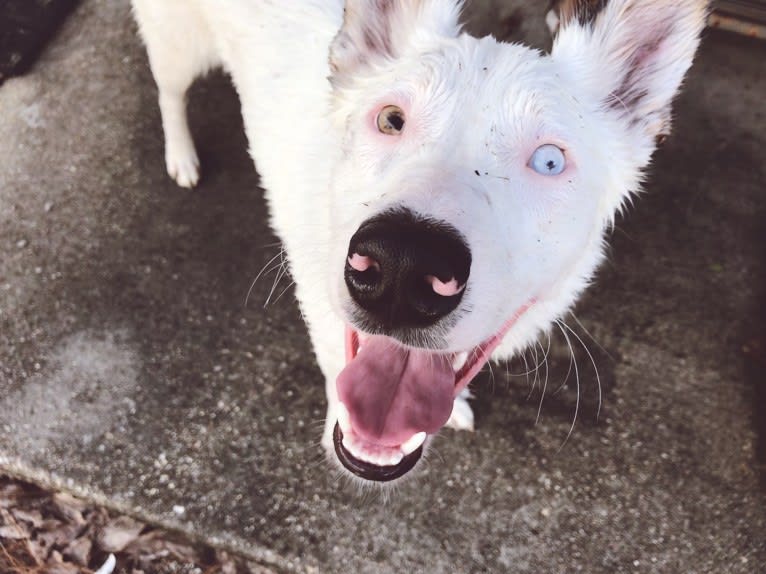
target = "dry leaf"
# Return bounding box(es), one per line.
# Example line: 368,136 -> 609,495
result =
36,521 -> 84,552
122,530 -> 203,571
0,539 -> 39,571
52,492 -> 87,526
23,536 -> 46,566
11,507 -> 45,529
45,555 -> 82,574
63,535 -> 92,566
1,477 -> 255,574
0,483 -> 26,508
99,516 -> 144,553
0,508 -> 20,526
0,524 -> 28,540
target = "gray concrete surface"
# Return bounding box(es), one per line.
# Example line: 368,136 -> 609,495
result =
1,1 -> 765,572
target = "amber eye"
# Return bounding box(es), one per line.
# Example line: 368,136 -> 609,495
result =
376,105 -> 405,135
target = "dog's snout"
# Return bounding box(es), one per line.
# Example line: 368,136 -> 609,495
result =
345,208 -> 471,329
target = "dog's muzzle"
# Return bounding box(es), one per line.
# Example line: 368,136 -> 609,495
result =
330,208 -> 478,480
344,207 -> 471,332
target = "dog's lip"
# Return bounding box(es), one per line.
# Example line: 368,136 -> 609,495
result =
333,423 -> 423,482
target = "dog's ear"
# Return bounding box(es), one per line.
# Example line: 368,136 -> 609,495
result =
330,0 -> 462,81
552,0 -> 707,142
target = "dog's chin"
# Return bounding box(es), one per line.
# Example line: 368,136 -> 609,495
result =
331,310 -> 530,483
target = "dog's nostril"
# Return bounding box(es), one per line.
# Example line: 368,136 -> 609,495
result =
348,253 -> 380,273
345,253 -> 383,295
409,278 -> 463,319
426,275 -> 465,297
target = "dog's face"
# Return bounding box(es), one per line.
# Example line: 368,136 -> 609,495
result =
320,0 -> 705,480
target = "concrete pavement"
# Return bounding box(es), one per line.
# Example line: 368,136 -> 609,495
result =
1,1 -> 764,572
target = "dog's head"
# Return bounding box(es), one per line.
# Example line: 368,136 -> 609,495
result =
322,0 -> 706,481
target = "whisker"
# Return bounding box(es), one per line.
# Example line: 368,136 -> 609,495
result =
253,260 -> 286,304
553,330 -> 576,395
555,320 -> 580,448
486,358 -> 496,394
560,320 -> 602,421
534,343 -> 543,394
264,252 -> 291,307
520,349 -> 532,390
509,340 -> 551,378
526,347 -> 537,400
570,312 -> 614,361
272,281 -> 296,305
535,336 -> 551,425
245,249 -> 284,306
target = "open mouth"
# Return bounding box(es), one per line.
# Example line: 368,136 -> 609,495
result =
333,304 -> 531,482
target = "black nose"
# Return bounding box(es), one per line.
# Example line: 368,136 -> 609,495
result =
345,208 -> 471,330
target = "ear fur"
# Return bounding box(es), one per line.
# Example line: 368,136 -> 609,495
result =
330,0 -> 463,81
552,0 -> 707,140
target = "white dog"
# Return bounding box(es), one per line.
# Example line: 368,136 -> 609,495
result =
132,0 -> 706,482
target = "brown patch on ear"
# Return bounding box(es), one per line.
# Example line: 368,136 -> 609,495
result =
330,0 -> 409,81
554,0 -> 610,27
607,20 -> 675,115
361,0 -> 395,55
330,0 -> 462,85
553,0 -> 705,144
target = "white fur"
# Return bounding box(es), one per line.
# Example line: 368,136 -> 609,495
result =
446,387 -> 474,431
132,0 -> 705,476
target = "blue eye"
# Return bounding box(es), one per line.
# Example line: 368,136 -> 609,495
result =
529,144 -> 566,176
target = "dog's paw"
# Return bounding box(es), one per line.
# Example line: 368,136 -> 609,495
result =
166,147 -> 200,189
446,388 -> 474,432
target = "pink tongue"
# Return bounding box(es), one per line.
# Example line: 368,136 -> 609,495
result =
336,336 -> 455,447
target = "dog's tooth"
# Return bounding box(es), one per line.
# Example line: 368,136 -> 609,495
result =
361,450 -> 377,465
401,431 -> 427,456
336,402 -> 352,434
388,451 -> 403,466
452,352 -> 469,372
342,435 -> 359,458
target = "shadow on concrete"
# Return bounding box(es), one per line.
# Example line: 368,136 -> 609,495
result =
743,209 -> 766,490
